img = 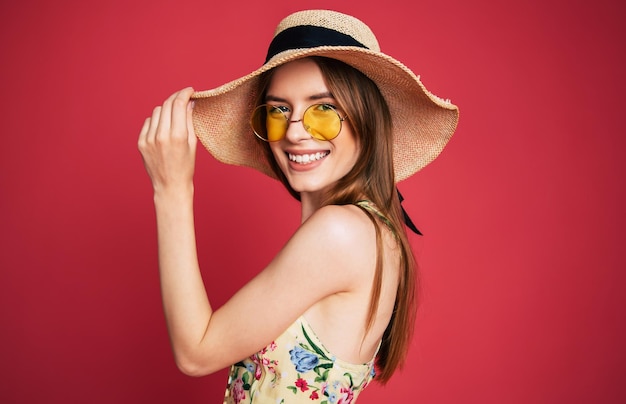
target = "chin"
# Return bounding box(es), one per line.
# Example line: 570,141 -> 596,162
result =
287,180 -> 327,195
283,174 -> 335,195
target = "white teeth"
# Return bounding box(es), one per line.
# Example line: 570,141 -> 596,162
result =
288,152 -> 329,164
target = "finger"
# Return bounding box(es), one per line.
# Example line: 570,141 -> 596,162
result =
147,106 -> 162,143
170,87 -> 195,141
138,116 -> 151,150
156,91 -> 180,142
186,98 -> 198,150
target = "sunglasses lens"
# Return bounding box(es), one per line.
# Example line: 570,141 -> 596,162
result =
303,104 -> 342,140
251,105 -> 287,141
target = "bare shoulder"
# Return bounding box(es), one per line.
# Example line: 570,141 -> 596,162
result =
300,204 -> 376,249
274,204 -> 377,284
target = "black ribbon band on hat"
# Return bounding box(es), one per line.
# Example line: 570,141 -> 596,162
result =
265,25 -> 369,63
398,189 -> 422,236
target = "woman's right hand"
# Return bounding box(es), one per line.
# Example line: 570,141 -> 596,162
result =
138,87 -> 197,195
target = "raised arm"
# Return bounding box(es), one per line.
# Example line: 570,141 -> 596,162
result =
138,88 -> 214,374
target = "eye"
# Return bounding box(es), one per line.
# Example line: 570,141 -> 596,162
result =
315,103 -> 337,111
268,105 -> 290,114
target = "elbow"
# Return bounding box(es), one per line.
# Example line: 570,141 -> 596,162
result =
174,353 -> 219,377
176,360 -> 207,377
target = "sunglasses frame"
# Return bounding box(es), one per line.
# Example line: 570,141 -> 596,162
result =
251,103 -> 347,142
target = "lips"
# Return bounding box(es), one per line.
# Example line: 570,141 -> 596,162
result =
287,151 -> 330,164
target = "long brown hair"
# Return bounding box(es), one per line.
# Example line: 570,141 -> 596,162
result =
255,57 -> 418,383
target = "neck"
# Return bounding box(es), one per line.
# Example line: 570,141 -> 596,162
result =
299,191 -> 325,223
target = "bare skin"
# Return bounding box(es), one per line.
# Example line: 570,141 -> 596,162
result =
138,60 -> 400,377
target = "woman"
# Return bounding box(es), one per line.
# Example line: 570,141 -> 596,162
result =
138,10 -> 458,403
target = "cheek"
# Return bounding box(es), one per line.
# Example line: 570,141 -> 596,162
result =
269,143 -> 285,164
347,147 -> 360,169
342,131 -> 360,166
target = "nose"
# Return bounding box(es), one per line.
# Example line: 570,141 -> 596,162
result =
284,116 -> 312,142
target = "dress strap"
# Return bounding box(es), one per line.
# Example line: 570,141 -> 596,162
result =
353,200 -> 395,233
354,196 -> 422,236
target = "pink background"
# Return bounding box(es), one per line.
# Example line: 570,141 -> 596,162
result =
1,0 -> 624,402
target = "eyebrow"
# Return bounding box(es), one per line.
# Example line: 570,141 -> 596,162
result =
265,92 -> 336,103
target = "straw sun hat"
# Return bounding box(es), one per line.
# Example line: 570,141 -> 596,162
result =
191,9 -> 459,182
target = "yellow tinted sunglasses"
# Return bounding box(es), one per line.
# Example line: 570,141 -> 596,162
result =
251,103 -> 347,142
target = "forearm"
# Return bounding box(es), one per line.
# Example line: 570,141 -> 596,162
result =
154,186 -> 212,367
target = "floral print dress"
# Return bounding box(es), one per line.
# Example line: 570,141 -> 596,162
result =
223,316 -> 377,404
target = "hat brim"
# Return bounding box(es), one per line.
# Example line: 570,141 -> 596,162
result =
192,46 -> 459,182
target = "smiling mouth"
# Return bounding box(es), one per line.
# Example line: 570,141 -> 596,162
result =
288,151 -> 330,164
